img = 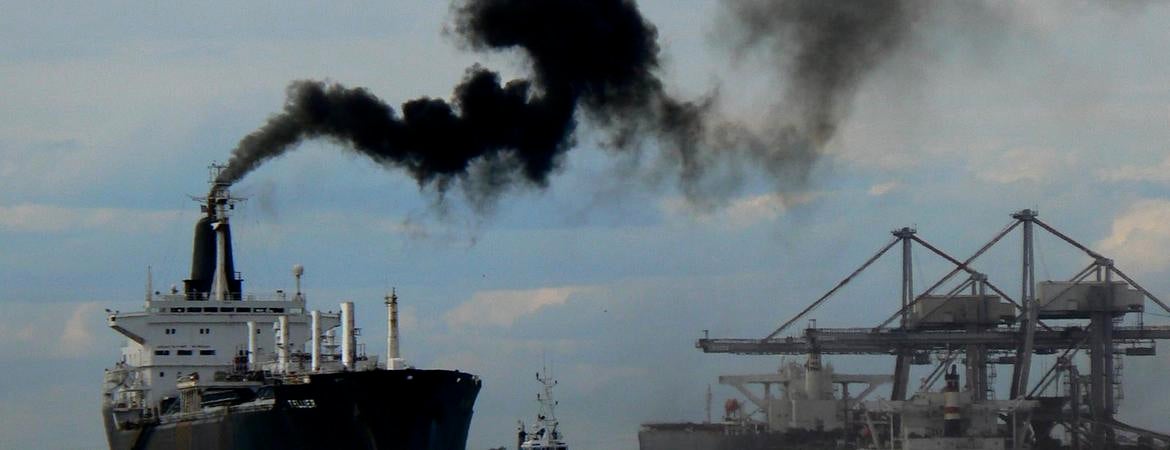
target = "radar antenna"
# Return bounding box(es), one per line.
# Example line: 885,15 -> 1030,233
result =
190,163 -> 244,218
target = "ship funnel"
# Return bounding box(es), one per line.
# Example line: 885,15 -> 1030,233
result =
184,215 -> 216,299
185,169 -> 243,301
805,351 -> 825,400
943,365 -> 962,437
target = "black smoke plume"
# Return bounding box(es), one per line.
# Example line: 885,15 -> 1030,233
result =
217,0 -> 717,208
722,0 -> 925,149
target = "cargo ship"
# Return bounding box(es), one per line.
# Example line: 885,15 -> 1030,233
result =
639,355 -> 888,450
101,166 -> 481,449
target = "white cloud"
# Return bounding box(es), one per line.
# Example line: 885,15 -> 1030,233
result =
1096,155 -> 1170,184
59,303 -> 103,357
1097,199 -> 1170,272
867,181 -> 900,196
445,286 -> 588,328
973,146 -> 1077,184
0,203 -> 184,233
429,337 -> 584,374
659,192 -> 817,229
0,301 -> 108,359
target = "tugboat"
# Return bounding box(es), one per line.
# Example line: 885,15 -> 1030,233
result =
516,367 -> 568,450
101,164 -> 482,450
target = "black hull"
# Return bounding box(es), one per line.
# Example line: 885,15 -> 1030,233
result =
104,369 -> 481,450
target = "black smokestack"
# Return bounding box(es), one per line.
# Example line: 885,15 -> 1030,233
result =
183,215 -> 216,299
217,0 -> 719,207
722,0 -> 925,149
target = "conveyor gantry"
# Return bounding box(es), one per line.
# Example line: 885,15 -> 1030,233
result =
697,209 -> 1170,449
697,325 -> 1170,355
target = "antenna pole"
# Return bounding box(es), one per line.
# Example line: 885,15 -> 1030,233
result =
145,266 -> 154,304
386,289 -> 403,369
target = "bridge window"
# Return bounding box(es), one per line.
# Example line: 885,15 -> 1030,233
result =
154,350 -> 170,356
237,307 -> 251,312
220,307 -> 234,313
177,350 -> 193,356
204,307 -> 218,313
200,350 -> 216,356
187,307 -> 202,313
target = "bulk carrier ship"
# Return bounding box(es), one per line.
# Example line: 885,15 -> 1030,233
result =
101,166 -> 482,450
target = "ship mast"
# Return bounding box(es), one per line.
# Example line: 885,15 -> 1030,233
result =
192,163 -> 242,301
386,288 -> 405,369
533,366 -> 561,444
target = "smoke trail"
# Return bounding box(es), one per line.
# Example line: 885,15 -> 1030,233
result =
218,0 -> 721,208
721,0 -> 925,149
219,69 -> 574,199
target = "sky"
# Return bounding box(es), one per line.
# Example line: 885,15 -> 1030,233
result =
3,1 -> 1170,448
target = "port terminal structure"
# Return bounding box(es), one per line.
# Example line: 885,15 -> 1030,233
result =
697,210 -> 1170,449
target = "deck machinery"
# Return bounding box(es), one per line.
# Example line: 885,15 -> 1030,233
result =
697,210 -> 1170,449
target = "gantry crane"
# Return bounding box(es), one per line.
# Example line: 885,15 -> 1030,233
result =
697,210 -> 1170,448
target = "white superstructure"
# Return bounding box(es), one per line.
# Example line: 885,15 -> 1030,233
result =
102,167 -> 389,417
717,354 -> 892,433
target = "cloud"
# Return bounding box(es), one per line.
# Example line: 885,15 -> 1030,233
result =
445,286 -> 588,328
59,303 -> 103,357
1096,155 -> 1170,184
1097,199 -> 1170,273
659,192 -> 817,229
429,337 -> 584,374
0,203 -> 184,233
867,181 -> 900,196
0,301 -> 108,359
972,146 -> 1077,184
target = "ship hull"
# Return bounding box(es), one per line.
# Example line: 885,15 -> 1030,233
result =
104,369 -> 481,450
638,423 -> 844,450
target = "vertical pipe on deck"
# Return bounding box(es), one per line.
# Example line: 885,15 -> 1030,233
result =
246,321 -> 257,369
277,315 -> 289,374
341,302 -> 355,370
311,310 -> 321,372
